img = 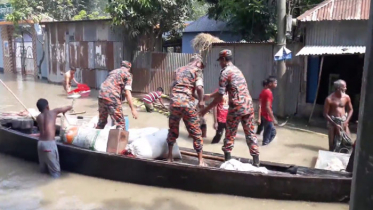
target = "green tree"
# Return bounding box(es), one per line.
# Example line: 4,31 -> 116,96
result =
106,0 -> 191,51
188,0 -> 209,21
205,0 -> 277,42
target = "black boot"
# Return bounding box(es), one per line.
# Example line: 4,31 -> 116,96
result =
224,152 -> 231,161
252,155 -> 260,167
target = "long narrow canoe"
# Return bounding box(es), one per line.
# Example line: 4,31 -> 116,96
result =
0,126 -> 351,202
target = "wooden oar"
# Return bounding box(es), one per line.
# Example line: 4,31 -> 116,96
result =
181,150 -> 225,162
0,79 -> 36,121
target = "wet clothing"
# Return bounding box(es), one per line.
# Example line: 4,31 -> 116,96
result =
167,62 -> 204,152
167,107 -> 203,152
224,110 -> 259,156
218,63 -> 259,156
259,89 -> 274,122
97,67 -> 132,130
37,141 -> 60,178
98,67 -> 132,103
329,115 -> 353,153
262,118 -> 276,145
144,102 -> 154,113
97,98 -> 125,130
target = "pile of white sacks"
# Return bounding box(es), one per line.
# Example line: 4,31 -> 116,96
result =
126,127 -> 182,160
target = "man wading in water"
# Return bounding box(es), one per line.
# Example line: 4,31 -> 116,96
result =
63,68 -> 79,93
324,79 -> 353,151
200,49 -> 260,166
167,54 -> 206,166
36,99 -> 72,178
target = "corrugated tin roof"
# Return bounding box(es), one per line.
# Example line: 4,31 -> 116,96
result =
297,0 -> 370,22
184,16 -> 229,32
296,46 -> 366,55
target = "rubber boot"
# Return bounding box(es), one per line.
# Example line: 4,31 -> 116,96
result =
252,155 -> 260,167
224,152 -> 231,161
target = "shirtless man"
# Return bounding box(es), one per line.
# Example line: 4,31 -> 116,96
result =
36,98 -> 72,178
63,68 -> 79,93
324,79 -> 353,151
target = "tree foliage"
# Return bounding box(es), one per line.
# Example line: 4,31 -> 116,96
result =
205,0 -> 276,42
107,0 -> 191,40
188,0 -> 210,21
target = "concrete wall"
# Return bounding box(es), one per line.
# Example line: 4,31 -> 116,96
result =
182,32 -> 241,54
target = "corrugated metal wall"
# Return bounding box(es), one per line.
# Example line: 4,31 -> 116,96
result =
45,20 -> 129,88
205,42 -> 304,116
305,21 -> 368,46
131,51 -> 193,95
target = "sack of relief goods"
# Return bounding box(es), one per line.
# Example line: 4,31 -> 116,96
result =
128,127 -> 160,143
220,159 -> 269,174
61,127 -> 110,152
126,129 -> 181,160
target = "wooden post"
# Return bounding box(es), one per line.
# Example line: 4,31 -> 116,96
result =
349,0 -> 373,208
308,56 -> 324,123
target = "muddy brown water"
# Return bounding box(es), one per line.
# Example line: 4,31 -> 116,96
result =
0,74 -> 348,209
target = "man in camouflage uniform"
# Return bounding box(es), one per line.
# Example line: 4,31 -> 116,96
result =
167,54 -> 206,166
96,61 -> 138,130
200,49 -> 260,166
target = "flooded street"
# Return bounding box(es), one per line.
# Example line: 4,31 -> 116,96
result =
0,73 -> 348,210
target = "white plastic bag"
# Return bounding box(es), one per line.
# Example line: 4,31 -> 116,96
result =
128,127 -> 160,143
126,129 -> 181,159
220,159 -> 268,174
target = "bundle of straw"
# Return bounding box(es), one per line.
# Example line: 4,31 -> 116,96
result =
192,33 -> 223,53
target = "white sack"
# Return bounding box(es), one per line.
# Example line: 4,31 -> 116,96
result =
68,127 -> 110,152
88,116 -> 114,129
220,159 -> 268,174
126,129 -> 181,160
128,127 -> 159,143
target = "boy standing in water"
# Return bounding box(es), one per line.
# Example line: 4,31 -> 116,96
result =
36,98 -> 72,178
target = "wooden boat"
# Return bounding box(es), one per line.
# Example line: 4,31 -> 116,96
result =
0,125 -> 351,202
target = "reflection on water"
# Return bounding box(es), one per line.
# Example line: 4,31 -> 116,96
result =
0,73 -> 348,210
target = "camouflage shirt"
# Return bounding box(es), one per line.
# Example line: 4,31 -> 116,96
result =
218,63 -> 254,117
170,62 -> 204,108
98,67 -> 133,103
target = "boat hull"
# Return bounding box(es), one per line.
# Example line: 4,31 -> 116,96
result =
0,128 -> 351,202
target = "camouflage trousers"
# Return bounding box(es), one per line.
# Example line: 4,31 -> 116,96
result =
96,98 -> 126,130
223,112 -> 259,156
167,106 -> 203,153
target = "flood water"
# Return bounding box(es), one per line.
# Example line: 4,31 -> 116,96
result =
0,74 -> 348,209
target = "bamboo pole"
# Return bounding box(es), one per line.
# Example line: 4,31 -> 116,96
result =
0,79 -> 36,121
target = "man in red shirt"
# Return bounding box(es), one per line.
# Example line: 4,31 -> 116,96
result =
259,76 -> 278,145
200,49 -> 260,166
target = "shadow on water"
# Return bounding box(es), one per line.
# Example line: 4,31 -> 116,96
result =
103,197 -> 198,210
